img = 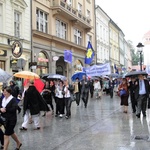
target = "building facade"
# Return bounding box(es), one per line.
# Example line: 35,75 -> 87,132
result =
32,0 -> 95,77
95,6 -> 110,64
0,0 -> 31,74
109,19 -> 120,73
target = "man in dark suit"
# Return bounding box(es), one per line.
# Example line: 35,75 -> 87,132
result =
134,75 -> 150,118
80,75 -> 90,108
128,76 -> 137,113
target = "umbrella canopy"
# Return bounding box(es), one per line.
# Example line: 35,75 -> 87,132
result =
23,79 -> 44,93
71,72 -> 86,81
109,73 -> 119,77
0,68 -> 12,82
40,73 -> 50,80
47,74 -> 66,80
125,71 -> 148,78
13,71 -> 40,80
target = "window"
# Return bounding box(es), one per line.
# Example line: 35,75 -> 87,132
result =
86,9 -> 90,18
14,11 -> 21,37
78,3 -> 82,13
0,4 -> 2,33
67,0 -> 72,6
36,9 -> 48,33
56,19 -> 67,39
0,61 -> 5,70
74,28 -> 82,45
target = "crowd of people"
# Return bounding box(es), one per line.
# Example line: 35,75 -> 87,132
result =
0,73 -> 150,149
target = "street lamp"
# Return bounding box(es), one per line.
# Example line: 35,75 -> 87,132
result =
137,42 -> 144,71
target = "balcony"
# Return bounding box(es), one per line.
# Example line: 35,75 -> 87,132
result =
52,0 -> 92,30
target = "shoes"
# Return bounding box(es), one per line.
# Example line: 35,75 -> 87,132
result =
123,111 -> 127,113
34,127 -> 40,130
136,114 -> 140,118
15,143 -> 22,150
59,114 -> 63,118
84,104 -> 87,108
65,116 -> 69,119
20,127 -> 27,131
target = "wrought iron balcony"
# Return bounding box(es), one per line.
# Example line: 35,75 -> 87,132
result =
52,0 -> 92,30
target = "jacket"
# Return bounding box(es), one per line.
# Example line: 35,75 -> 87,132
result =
23,85 -> 49,116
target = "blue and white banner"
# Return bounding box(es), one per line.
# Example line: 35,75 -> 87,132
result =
83,63 -> 111,77
146,65 -> 150,75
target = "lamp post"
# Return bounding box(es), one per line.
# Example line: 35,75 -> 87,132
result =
137,42 -> 144,71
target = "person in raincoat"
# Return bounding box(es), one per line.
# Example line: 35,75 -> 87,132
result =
20,80 -> 49,130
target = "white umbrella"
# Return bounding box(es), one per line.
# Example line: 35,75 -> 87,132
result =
0,68 -> 12,82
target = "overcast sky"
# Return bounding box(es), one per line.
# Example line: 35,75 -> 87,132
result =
95,0 -> 150,48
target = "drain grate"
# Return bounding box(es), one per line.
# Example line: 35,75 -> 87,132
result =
134,135 -> 149,140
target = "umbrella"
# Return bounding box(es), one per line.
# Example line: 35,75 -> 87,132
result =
13,71 -> 40,79
0,68 -> 12,82
47,74 -> 66,80
109,73 -> 119,77
125,71 -> 148,78
23,79 -> 45,93
71,72 -> 86,81
40,73 -> 50,80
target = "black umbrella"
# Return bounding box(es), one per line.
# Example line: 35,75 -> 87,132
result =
125,71 -> 148,77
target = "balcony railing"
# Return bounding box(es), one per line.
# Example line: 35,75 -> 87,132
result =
52,0 -> 91,26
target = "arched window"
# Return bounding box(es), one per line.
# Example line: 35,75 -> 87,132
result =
37,52 -> 49,75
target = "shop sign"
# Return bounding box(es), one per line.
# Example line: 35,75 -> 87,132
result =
0,50 -> 7,56
38,58 -> 49,62
12,41 -> 23,58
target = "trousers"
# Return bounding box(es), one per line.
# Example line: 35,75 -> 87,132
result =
22,109 -> 40,128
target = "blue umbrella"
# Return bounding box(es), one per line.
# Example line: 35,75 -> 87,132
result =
71,72 -> 86,81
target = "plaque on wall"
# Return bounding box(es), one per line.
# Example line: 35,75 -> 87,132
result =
12,41 -> 23,58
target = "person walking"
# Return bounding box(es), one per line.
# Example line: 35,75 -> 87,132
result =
128,76 -> 137,113
118,78 -> 129,113
42,81 -> 54,116
20,80 -> 49,130
55,80 -> 65,118
80,75 -> 90,108
89,79 -> 94,98
9,80 -> 21,113
109,78 -> 115,98
73,78 -> 81,106
63,80 -> 74,119
134,74 -> 150,118
94,79 -> 101,99
0,86 -> 22,150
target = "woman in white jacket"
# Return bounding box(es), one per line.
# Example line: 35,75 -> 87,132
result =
94,79 -> 101,99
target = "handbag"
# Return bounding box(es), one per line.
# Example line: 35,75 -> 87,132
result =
119,89 -> 126,96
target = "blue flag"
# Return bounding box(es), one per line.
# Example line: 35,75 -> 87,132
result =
114,64 -> 119,74
85,41 -> 94,64
64,50 -> 72,63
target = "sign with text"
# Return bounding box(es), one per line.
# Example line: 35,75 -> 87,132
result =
83,63 -> 111,77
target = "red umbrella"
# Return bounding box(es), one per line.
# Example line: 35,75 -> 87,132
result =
24,79 -> 45,93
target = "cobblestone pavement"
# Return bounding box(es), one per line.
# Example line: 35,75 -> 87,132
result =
8,94 -> 150,150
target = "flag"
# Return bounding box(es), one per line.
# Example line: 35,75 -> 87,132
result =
64,50 -> 72,63
114,64 -> 119,74
84,41 -> 94,65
